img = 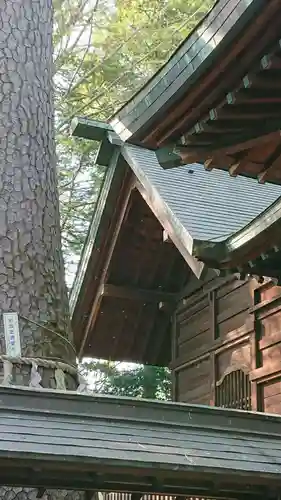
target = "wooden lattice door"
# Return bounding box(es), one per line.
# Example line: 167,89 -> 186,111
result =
215,368 -> 251,410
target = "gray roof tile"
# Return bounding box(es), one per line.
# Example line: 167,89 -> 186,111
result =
123,145 -> 281,242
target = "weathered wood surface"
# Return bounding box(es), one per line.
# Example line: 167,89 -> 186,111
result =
249,280 -> 281,413
173,275 -> 252,404
174,274 -> 281,415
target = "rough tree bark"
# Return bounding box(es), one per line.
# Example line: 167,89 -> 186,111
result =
0,0 -> 85,498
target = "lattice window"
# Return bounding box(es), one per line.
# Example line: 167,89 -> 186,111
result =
215,369 -> 251,410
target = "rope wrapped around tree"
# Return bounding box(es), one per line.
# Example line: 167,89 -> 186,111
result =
0,353 -> 88,393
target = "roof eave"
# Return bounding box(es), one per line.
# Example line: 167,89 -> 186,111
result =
192,239 -> 228,269
69,148 -> 121,317
227,196 -> 281,254
110,0 -> 265,143
193,196 -> 281,269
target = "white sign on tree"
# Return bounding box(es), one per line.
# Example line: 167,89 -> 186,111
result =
3,313 -> 21,357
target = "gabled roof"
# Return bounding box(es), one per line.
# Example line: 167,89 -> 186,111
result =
70,117 -> 281,362
2,385 -> 281,493
70,151 -> 190,364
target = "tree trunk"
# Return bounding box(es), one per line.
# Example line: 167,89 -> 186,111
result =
0,0 -> 85,498
0,0 -> 73,365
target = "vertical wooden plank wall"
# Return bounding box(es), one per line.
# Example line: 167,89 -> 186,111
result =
172,275 -> 254,406
172,274 -> 281,413
249,278 -> 281,414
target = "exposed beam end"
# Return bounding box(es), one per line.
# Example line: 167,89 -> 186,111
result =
163,230 -> 172,243
156,146 -> 185,169
229,162 -> 240,177
71,116 -> 113,142
257,171 -> 267,184
204,158 -> 214,171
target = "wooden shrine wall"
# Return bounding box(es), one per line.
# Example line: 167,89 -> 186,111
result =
171,273 -> 281,414
250,279 -> 281,414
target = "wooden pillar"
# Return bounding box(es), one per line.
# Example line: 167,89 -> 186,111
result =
209,290 -> 217,406
249,278 -> 262,411
171,313 -> 178,401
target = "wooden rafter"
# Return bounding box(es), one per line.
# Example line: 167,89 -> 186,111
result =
101,284 -> 176,303
182,125 -> 281,154
210,107 -> 281,121
181,119 -> 281,158
226,89 -> 281,106
245,72 -> 281,90
149,1 -> 281,146
170,38 -> 281,181
257,144 -> 281,183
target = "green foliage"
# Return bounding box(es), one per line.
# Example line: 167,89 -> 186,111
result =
56,134 -> 105,285
53,0 -> 214,283
81,360 -> 172,400
55,0 -> 214,126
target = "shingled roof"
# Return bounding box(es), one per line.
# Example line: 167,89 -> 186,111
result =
122,144 -> 281,255
70,119 -> 281,362
2,385 -> 281,494
193,191 -> 281,279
